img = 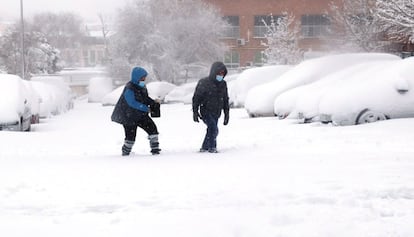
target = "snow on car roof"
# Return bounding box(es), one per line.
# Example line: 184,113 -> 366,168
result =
0,74 -> 27,122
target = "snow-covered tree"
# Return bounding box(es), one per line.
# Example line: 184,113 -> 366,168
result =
330,0 -> 389,52
109,0 -> 227,84
98,13 -> 112,65
0,25 -> 62,77
30,12 -> 86,49
376,0 -> 414,43
261,13 -> 302,65
108,0 -> 154,82
26,32 -> 62,74
29,12 -> 86,67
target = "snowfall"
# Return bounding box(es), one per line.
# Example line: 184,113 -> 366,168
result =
0,96 -> 414,236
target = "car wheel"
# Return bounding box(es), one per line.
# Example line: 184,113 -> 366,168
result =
303,117 -> 313,123
355,109 -> 387,125
278,113 -> 288,120
25,123 -> 31,132
20,117 -> 31,132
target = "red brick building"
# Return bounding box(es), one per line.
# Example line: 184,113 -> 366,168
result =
203,0 -> 342,68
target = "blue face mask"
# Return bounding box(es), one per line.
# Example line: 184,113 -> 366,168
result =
216,75 -> 224,82
138,81 -> 146,88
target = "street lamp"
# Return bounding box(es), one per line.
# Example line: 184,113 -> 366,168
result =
20,0 -> 25,80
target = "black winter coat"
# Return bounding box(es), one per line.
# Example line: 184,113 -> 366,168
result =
111,82 -> 155,126
192,62 -> 230,118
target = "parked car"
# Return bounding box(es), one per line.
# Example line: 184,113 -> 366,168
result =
0,74 -> 32,131
147,81 -> 177,102
285,55 -> 401,122
88,77 -> 113,103
30,81 -> 61,118
22,80 -> 41,124
164,82 -> 198,104
231,65 -> 291,108
31,75 -> 75,114
318,57 -> 414,125
102,85 -> 124,106
245,53 -> 400,118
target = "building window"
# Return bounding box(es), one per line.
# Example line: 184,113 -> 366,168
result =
254,15 -> 281,38
301,14 -> 330,38
254,51 -> 265,66
82,50 -> 89,66
224,51 -> 240,69
89,50 -> 96,65
222,16 -> 240,38
97,50 -> 105,64
82,50 -> 88,58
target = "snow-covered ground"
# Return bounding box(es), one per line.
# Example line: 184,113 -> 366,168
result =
1,99 -> 414,237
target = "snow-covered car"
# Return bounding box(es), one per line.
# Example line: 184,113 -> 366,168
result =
245,53 -> 400,118
31,75 -> 75,114
272,85 -> 308,120
164,82 -> 198,104
230,65 -> 292,108
0,74 -> 32,131
88,77 -> 113,103
21,80 -> 41,124
102,85 -> 124,106
318,57 -> 414,125
30,81 -> 63,118
276,54 -> 401,121
147,81 -> 176,102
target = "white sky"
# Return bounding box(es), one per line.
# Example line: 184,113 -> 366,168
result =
0,0 -> 127,22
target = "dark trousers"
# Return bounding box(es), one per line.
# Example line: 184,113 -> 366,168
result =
201,114 -> 219,150
123,115 -> 158,141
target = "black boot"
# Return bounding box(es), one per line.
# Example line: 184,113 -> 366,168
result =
122,140 -> 134,156
148,134 -> 161,155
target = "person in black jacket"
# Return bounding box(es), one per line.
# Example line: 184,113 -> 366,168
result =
192,61 -> 230,153
111,67 -> 161,156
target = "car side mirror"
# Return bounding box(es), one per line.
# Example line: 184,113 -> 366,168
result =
395,78 -> 409,94
397,89 -> 409,94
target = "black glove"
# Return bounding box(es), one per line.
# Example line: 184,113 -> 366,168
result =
223,112 -> 229,125
193,112 -> 201,122
150,102 -> 161,118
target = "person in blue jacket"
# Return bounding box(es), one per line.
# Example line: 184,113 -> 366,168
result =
111,67 -> 161,156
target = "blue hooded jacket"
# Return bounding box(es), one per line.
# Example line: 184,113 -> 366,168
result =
124,67 -> 149,112
130,67 -> 147,86
111,67 -> 156,126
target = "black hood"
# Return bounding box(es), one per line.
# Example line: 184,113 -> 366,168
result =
208,61 -> 228,80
